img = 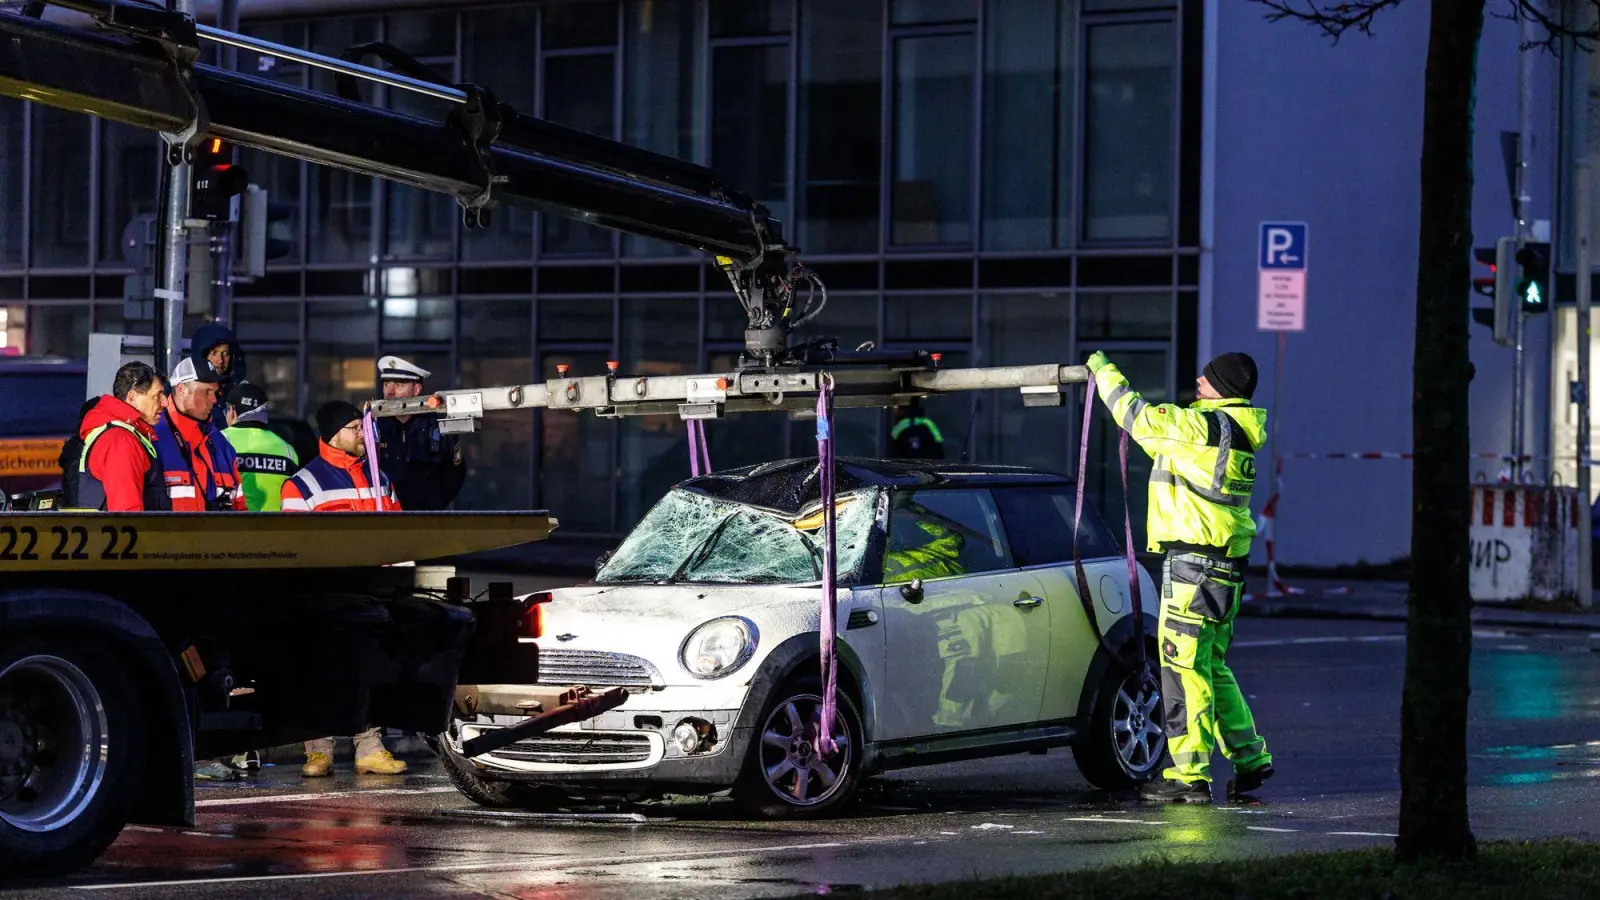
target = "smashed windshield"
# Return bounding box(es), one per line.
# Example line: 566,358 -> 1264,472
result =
598,488 -> 882,586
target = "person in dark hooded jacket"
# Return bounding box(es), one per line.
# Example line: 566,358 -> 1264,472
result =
188,323 -> 247,430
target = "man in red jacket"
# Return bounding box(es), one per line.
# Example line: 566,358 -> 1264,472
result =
280,402 -> 402,513
155,356 -> 248,511
283,401 -> 406,777
75,362 -> 169,511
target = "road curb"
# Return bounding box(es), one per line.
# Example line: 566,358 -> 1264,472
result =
1239,603 -> 1600,633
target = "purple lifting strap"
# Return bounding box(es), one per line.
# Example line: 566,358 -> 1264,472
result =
687,419 -> 712,478
815,376 -> 839,754
1073,373 -> 1148,672
361,409 -> 386,509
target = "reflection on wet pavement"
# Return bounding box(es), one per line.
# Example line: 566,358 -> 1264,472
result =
8,619 -> 1600,899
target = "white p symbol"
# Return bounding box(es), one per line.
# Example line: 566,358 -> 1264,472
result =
1267,228 -> 1295,265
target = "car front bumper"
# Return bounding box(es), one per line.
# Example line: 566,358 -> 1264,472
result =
455,704 -> 752,790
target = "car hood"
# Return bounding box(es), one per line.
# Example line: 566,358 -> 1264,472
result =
527,583 -> 839,688
540,582 -> 826,630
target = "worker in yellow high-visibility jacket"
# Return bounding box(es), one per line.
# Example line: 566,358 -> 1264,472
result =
1085,350 -> 1275,804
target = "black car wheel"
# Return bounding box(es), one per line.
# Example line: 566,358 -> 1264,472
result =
733,676 -> 863,819
1073,656 -> 1167,790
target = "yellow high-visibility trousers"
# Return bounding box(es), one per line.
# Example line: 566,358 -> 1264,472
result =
1157,553 -> 1271,783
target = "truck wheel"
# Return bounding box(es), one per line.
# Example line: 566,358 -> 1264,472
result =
0,635 -> 147,875
1073,655 -> 1166,790
733,676 -> 863,819
429,727 -> 558,810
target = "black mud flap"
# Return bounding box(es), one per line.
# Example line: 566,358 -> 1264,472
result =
455,596 -> 540,687
369,599 -> 477,734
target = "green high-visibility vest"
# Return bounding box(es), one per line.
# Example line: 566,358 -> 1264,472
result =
1090,360 -> 1268,558
221,424 -> 298,512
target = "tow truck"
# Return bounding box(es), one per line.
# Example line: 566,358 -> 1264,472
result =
0,0 -> 1095,874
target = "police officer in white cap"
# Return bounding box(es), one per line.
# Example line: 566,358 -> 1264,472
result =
376,355 -> 466,510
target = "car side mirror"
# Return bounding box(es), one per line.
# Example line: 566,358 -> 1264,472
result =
595,549 -> 614,573
900,578 -> 924,604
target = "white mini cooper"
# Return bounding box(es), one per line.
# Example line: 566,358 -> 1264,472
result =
436,458 -> 1163,817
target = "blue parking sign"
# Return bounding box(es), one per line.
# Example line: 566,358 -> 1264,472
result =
1259,222 -> 1308,270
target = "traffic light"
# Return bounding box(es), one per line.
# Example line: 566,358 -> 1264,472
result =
189,137 -> 248,220
235,185 -> 294,278
1470,237 -> 1516,346
1472,245 -> 1499,297
1515,240 -> 1551,314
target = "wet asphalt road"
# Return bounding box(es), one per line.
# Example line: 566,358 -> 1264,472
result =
9,616 -> 1600,898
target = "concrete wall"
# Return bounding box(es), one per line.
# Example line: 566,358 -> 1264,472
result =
1210,4 -> 1554,567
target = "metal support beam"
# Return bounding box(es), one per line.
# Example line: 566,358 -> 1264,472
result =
370,363 -> 1092,426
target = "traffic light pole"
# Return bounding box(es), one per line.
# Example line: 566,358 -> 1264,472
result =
1511,4 -> 1535,483
1576,157 -> 1592,608
154,0 -> 196,378
213,0 -> 239,326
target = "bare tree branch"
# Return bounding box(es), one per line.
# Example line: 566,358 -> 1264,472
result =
1242,0 -> 1405,43
1248,0 -> 1600,54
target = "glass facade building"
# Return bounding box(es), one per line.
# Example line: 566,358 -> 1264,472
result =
0,0 -> 1201,540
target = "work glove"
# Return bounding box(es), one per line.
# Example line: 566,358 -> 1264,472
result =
1086,351 -> 1111,373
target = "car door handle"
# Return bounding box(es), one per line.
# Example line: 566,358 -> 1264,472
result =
1014,594 -> 1044,610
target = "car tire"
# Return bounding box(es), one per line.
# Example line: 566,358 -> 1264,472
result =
732,675 -> 863,820
1073,652 -> 1166,790
0,634 -> 149,876
428,726 -> 558,810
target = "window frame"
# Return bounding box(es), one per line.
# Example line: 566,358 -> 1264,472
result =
1075,10 -> 1180,249
993,483 -> 1121,569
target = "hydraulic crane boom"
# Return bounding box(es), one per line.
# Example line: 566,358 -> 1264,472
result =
0,0 -> 816,360
0,0 -> 1092,423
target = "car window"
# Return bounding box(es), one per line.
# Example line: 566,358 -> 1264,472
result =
884,488 -> 1013,583
994,486 -> 1121,567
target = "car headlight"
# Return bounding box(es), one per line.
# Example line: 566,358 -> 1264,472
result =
680,617 -> 758,679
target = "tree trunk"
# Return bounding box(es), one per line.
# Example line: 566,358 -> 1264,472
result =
1397,0 -> 1484,863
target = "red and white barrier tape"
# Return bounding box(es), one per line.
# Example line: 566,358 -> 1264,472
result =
1252,491 -> 1352,600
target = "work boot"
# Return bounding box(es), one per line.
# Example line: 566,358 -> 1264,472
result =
302,752 -> 332,778
354,750 -> 408,776
1228,763 -> 1276,799
1139,778 -> 1212,804
194,759 -> 239,782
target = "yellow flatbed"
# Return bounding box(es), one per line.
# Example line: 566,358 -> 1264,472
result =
0,511 -> 556,572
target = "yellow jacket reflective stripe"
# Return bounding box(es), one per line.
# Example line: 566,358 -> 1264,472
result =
1091,360 -> 1268,558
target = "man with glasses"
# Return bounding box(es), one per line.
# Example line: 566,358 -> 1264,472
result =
280,401 -> 406,776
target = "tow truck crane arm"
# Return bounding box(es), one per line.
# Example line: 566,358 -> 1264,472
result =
0,0 -> 1090,420
0,3 -> 775,256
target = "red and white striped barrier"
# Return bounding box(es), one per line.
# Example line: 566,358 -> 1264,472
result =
1469,484 -> 1582,603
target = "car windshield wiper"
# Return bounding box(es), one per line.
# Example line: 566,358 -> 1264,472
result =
668,511 -> 739,584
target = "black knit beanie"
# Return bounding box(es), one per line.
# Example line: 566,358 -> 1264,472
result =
1203,352 -> 1259,400
316,401 -> 363,443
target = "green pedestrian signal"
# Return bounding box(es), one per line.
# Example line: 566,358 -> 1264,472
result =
1515,241 -> 1551,314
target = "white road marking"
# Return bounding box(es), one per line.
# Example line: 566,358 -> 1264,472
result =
1327,831 -> 1398,837
1233,631 -> 1537,649
1061,817 -> 1168,826
194,786 -> 457,808
73,841 -> 852,891
1246,826 -> 1299,833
